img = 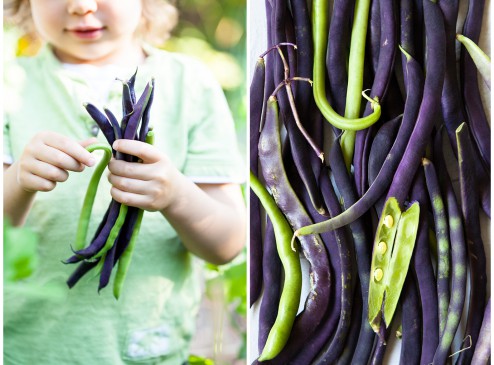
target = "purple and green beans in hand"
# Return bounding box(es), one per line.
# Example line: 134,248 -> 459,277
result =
64,70 -> 155,298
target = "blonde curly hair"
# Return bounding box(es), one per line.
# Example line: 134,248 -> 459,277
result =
4,0 -> 179,47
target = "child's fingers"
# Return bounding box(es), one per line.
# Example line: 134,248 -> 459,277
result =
107,159 -> 157,180
110,186 -> 152,210
112,139 -> 161,163
42,133 -> 96,167
17,166 -> 57,193
108,173 -> 151,195
37,145 -> 86,172
28,160 -> 70,183
80,137 -> 100,148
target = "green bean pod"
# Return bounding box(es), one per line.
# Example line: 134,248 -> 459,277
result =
113,130 -> 154,299
312,0 -> 381,131
250,171 -> 302,362
368,197 -> 420,334
340,0 -> 373,168
113,208 -> 144,300
93,204 -> 128,259
74,143 -> 113,251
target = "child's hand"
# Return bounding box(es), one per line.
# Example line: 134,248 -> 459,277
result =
16,131 -> 97,193
108,139 -> 180,212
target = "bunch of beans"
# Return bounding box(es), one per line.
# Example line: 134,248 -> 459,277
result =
249,0 -> 490,364
64,70 -> 155,300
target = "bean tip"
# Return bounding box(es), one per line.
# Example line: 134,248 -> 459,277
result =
290,232 -> 299,252
318,152 -> 325,163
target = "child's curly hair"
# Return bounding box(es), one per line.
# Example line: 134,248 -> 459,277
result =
4,0 -> 178,47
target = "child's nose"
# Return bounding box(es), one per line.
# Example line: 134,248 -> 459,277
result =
67,0 -> 98,15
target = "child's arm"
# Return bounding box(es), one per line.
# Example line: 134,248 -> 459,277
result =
3,131 -> 97,226
109,139 -> 246,265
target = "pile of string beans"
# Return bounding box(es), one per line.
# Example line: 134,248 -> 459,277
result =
249,0 -> 490,364
64,70 -> 155,299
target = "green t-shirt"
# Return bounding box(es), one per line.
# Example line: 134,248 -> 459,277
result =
3,45 -> 244,364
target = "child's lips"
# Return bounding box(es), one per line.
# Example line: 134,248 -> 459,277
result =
67,26 -> 104,40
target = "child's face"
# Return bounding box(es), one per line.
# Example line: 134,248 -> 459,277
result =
30,0 -> 144,65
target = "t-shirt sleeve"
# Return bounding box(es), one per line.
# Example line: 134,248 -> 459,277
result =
182,63 -> 245,184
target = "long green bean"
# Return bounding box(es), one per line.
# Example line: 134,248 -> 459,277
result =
341,0 -> 373,168
312,0 -> 381,131
113,130 -> 155,299
74,143 -> 113,251
250,171 -> 302,362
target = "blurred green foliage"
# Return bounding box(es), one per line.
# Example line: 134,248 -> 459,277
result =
4,219 -> 38,283
162,0 -> 247,159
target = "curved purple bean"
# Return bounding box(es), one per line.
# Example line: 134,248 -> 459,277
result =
250,57 -> 266,307
83,102 -> 116,146
456,123 -> 487,365
257,217 -> 282,352
258,96 -> 331,362
65,200 -> 121,261
288,169 -> 345,365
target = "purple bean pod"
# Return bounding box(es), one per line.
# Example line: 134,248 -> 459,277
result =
308,184 -> 353,365
459,0 -> 490,168
437,0 -> 464,153
329,142 -> 375,364
368,115 -> 402,211
410,169 -> 439,364
337,285 -> 363,365
66,200 -> 122,261
258,96 -> 331,362
123,81 -> 152,141
423,158 -> 451,334
399,273 -> 422,365
138,78 -> 154,143
98,235 -> 118,292
455,123 -> 487,365
432,130 -> 467,365
326,0 -> 354,116
257,217 -> 282,353
368,0 -> 381,75
471,299 -> 491,365
288,169 -> 346,365
83,102 -> 116,147
399,0 -> 416,86
250,58 -> 266,307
